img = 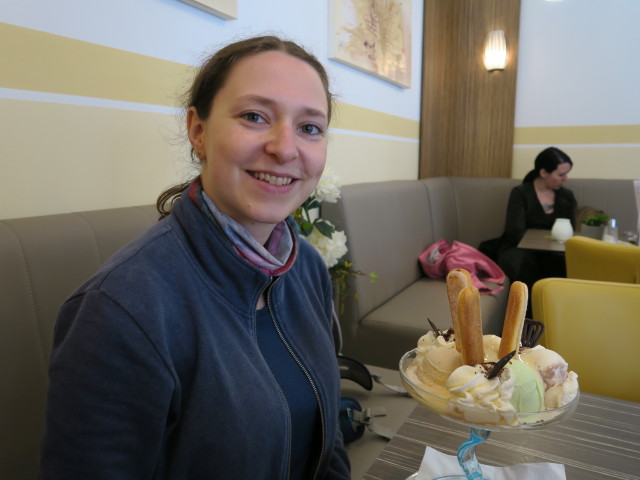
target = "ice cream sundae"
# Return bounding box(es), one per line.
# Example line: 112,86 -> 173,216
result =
402,269 -> 579,427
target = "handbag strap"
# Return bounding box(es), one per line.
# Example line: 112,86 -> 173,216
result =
371,373 -> 408,395
350,407 -> 395,440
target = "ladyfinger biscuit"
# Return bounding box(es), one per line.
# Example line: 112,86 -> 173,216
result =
457,286 -> 485,366
498,281 -> 528,358
446,269 -> 472,351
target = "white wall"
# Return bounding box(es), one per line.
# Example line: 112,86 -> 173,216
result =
0,0 -> 423,219
514,0 -> 640,180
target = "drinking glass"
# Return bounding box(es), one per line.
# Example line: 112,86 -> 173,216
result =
602,218 -> 619,243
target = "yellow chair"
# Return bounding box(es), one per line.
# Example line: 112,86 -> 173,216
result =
565,235 -> 640,283
532,277 -> 640,402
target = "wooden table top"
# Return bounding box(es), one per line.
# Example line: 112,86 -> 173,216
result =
362,392 -> 640,480
517,229 -> 566,252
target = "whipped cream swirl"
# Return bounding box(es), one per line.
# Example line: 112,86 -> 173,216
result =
446,365 -> 517,424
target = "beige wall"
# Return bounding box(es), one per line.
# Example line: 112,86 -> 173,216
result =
0,97 -> 189,219
0,23 -> 419,220
512,125 -> 640,181
4,0 -> 637,221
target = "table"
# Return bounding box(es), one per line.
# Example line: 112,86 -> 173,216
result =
362,392 -> 640,480
517,229 -> 566,252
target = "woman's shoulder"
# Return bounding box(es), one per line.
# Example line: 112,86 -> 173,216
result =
509,182 -> 533,200
68,217 -> 191,305
511,182 -> 532,193
556,186 -> 577,209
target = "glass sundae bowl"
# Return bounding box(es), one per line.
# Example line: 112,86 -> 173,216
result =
399,348 -> 579,480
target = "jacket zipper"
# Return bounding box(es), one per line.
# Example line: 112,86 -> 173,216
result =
253,278 -> 293,480
265,277 -> 326,480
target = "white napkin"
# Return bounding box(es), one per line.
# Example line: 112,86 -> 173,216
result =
417,447 -> 566,480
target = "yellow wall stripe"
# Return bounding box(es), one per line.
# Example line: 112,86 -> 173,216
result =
0,22 -> 419,140
515,125 -> 640,145
0,22 -> 193,107
333,102 -> 419,139
6,25 -> 639,148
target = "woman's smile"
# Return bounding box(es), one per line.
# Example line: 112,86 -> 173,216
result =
250,171 -> 296,186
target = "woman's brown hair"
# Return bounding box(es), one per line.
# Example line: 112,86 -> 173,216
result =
156,35 -> 334,218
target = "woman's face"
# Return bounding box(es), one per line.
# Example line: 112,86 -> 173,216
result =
188,50 -> 329,243
541,162 -> 572,190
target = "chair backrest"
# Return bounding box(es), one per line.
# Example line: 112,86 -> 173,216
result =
0,205 -> 157,479
532,277 -> 640,402
565,235 -> 640,283
566,178 -> 638,235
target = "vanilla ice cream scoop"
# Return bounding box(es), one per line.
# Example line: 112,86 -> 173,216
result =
417,329 -> 455,353
520,346 -> 578,409
520,346 -> 570,388
545,371 -> 579,409
417,347 -> 462,386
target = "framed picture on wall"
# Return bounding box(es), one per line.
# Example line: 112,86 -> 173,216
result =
328,0 -> 411,88
178,0 -> 237,20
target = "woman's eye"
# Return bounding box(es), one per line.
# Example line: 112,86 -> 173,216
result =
243,112 -> 265,123
300,124 -> 321,135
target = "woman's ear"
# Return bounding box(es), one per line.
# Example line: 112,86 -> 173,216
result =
187,107 -> 206,159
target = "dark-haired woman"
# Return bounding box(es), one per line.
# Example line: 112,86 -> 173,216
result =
40,36 -> 350,479
497,147 -> 577,314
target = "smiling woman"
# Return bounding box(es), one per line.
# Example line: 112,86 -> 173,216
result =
40,36 -> 350,480
188,50 -> 329,244
158,37 -> 333,234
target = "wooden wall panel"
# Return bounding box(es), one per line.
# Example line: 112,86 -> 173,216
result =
420,0 -> 521,178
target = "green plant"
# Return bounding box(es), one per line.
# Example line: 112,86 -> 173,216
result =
330,260 -> 378,312
582,213 -> 609,226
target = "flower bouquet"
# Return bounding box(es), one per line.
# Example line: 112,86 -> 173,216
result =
293,167 -> 377,308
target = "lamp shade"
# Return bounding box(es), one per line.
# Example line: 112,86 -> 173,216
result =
484,30 -> 507,71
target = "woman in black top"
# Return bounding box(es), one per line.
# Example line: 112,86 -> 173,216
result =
497,147 -> 577,314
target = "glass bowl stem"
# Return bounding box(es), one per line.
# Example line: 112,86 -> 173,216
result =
457,428 -> 490,479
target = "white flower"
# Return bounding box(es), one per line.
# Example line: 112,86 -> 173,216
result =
307,226 -> 348,268
314,167 -> 341,203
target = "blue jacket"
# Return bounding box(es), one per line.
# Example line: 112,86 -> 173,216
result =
40,192 -> 350,479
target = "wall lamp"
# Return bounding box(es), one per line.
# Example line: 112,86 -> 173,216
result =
484,30 -> 507,71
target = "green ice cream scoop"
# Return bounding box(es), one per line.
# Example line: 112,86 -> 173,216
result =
505,358 -> 545,412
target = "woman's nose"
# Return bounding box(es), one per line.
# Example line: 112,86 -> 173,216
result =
264,124 -> 298,163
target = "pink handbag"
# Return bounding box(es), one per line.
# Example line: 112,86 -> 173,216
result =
419,238 -> 505,294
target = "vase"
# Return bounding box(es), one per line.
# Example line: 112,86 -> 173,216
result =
579,224 -> 604,239
551,218 -> 574,242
